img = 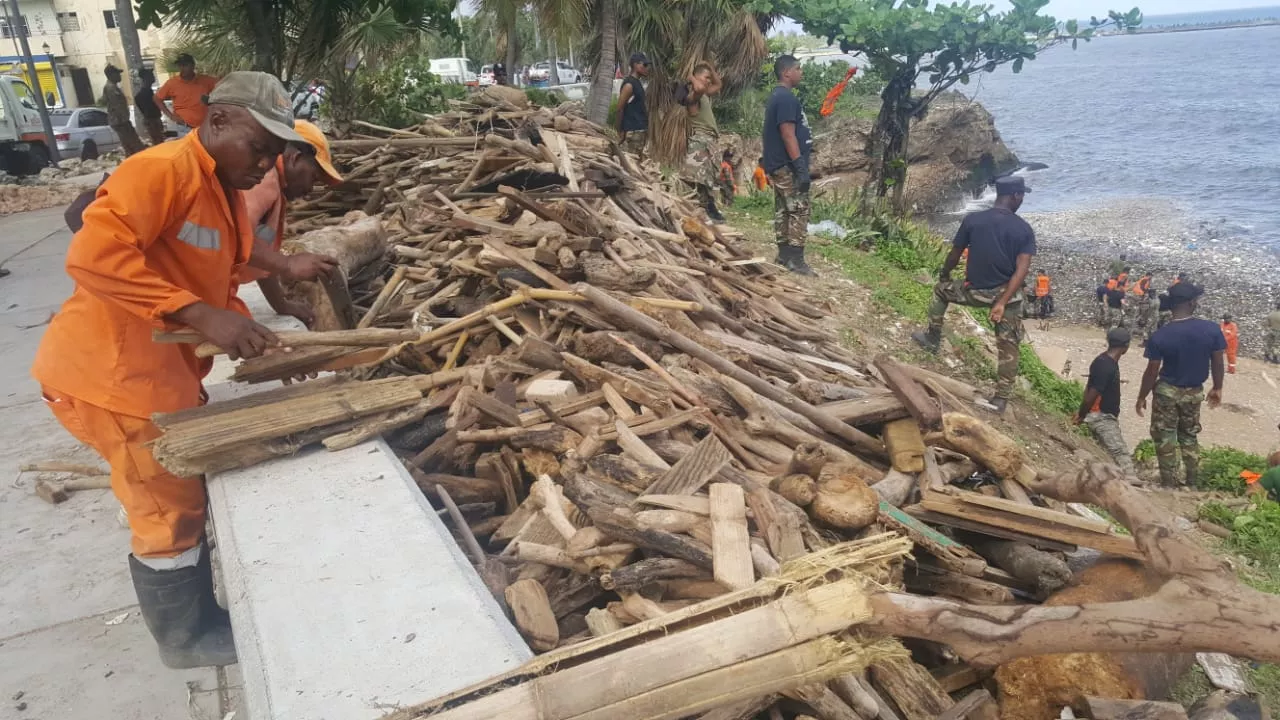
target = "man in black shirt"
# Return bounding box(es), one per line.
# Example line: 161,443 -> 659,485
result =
761,54 -> 814,275
913,176 -> 1035,413
1074,328 -> 1135,475
615,53 -> 649,158
1105,282 -> 1126,329
134,68 -> 166,146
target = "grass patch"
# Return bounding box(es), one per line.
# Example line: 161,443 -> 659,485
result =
1134,440 -> 1264,492
1017,344 -> 1085,417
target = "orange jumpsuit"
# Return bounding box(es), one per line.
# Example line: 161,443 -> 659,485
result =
32,131 -> 254,560
236,158 -> 286,286
1222,321 -> 1239,373
752,165 -> 768,191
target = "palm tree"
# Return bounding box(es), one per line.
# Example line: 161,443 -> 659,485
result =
583,0 -> 617,124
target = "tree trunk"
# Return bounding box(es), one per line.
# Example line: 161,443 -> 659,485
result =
503,4 -> 518,83
585,0 -> 617,125
245,0 -> 277,74
549,37 -> 561,87
113,0 -> 145,95
864,66 -> 916,215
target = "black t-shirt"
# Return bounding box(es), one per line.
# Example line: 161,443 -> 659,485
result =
620,76 -> 647,131
1145,318 -> 1227,388
761,85 -> 811,174
135,86 -> 161,119
1086,353 -> 1122,416
1106,288 -> 1125,308
954,208 -> 1036,290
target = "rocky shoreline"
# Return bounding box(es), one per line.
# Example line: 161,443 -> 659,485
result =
930,198 -> 1279,356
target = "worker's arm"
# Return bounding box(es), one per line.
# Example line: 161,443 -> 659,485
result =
154,82 -> 185,126
938,244 -> 965,282
1209,350 -> 1225,407
615,82 -> 633,136
67,162 -> 278,360
779,121 -> 810,194
991,252 -> 1032,323
1075,383 -> 1101,425
780,121 -> 801,162
247,238 -> 337,281
1135,358 -> 1162,416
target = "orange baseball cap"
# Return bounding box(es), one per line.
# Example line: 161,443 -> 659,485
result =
291,119 -> 343,186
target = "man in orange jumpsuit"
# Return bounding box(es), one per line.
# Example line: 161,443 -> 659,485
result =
1222,314 -> 1239,374
32,72 -> 334,670
238,119 -> 343,325
155,54 -> 220,130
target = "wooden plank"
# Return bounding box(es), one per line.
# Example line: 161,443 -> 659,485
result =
615,420 -> 671,470
504,578 -> 559,651
1073,696 -> 1188,720
954,491 -> 1115,535
708,484 -> 754,591
917,495 -> 1141,558
818,394 -> 909,425
936,689 -> 994,720
930,663 -> 987,694
644,434 -> 732,496
875,354 -> 942,432
482,237 -> 573,291
908,507 -> 1079,554
870,658 -> 954,720
637,494 -> 710,515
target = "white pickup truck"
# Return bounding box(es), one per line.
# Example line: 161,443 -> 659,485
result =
0,75 -> 53,175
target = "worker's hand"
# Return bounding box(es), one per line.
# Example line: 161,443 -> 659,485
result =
1135,396 -> 1147,417
279,300 -> 316,328
989,301 -> 1007,324
180,305 -> 279,360
790,156 -> 811,194
1208,387 -> 1222,409
281,253 -> 338,283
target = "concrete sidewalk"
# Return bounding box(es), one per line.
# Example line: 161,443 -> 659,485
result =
0,207 -> 231,719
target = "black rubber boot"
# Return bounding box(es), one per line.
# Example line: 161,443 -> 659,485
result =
779,245 -> 815,276
911,328 -> 942,353
988,396 -> 1009,415
705,200 -> 726,223
129,547 -> 238,669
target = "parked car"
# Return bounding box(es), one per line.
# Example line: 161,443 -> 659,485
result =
478,64 -> 495,86
530,61 -> 583,85
429,57 -> 479,85
50,107 -> 121,158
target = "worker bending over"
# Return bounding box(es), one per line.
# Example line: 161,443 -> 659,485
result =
238,119 -> 344,326
32,72 -> 332,669
914,176 -> 1035,414
1135,283 -> 1226,487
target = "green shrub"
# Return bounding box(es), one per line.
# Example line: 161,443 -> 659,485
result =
525,87 -> 566,108
1018,344 -> 1085,416
1133,438 -> 1156,463
334,54 -> 467,128
1197,446 -> 1266,493
1201,499 -> 1280,568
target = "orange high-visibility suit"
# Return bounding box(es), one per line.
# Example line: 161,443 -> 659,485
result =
753,164 -> 768,191
1222,320 -> 1239,374
1035,274 -> 1050,297
33,132 -> 253,560
155,74 -> 220,127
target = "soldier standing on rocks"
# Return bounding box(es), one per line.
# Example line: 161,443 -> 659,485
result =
1135,282 -> 1226,487
913,176 -> 1035,415
1074,327 -> 1135,476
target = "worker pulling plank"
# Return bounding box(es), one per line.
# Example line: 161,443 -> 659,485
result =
31,71 -> 334,670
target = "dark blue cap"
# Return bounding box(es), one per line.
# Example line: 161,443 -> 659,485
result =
995,176 -> 1031,195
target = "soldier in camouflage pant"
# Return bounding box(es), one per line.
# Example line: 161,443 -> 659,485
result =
926,280 -> 1024,400
1150,382 -> 1203,486
770,168 -> 810,248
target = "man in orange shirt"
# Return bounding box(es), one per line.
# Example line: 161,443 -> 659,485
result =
155,54 -> 220,129
1222,314 -> 1239,374
239,119 -> 343,325
32,72 -> 334,670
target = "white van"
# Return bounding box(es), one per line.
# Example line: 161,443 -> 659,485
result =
428,57 -> 478,85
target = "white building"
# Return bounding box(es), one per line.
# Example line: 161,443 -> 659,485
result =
0,0 -> 180,108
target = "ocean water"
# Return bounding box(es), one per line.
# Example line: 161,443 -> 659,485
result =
1142,5 -> 1280,26
961,24 -> 1280,248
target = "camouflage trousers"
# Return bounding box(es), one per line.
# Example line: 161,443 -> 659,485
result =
1104,304 -> 1126,329
770,168 -> 810,248
1268,328 -> 1280,360
927,280 -> 1024,399
1133,297 -> 1154,339
1084,412 -> 1134,474
1150,381 -> 1203,487
621,130 -> 647,159
680,128 -> 719,191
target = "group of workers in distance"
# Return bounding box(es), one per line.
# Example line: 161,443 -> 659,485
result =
99,54 -> 220,158
35,70 -> 343,671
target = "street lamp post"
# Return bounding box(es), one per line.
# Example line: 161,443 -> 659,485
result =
6,0 -> 59,166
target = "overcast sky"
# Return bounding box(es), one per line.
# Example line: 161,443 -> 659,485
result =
987,0 -> 1259,18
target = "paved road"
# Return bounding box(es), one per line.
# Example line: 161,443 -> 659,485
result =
0,208 -> 231,719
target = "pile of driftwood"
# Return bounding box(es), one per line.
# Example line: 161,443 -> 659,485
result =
151,91 -> 1280,720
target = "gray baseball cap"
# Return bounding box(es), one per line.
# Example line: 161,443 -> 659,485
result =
206,71 -> 303,143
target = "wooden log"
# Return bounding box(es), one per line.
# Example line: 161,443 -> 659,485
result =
829,674 -> 887,719
936,689 -> 995,720
782,684 -> 867,720
1073,696 -> 1188,720
771,474 -> 818,507
644,435 -> 732,496
965,535 -> 1072,597
811,465 -> 879,531
19,462 -> 108,476
785,442 -> 828,480
695,695 -> 777,720
585,607 -> 624,637
504,578 -> 559,652
874,355 -> 942,432
574,284 -> 883,457
871,470 -> 915,508
938,412 -> 1022,481
881,419 -> 926,474
819,395 -> 910,426
904,566 -> 1014,604
587,506 -> 714,569
600,558 -> 708,593
709,484 -> 755,591
869,658 -> 954,720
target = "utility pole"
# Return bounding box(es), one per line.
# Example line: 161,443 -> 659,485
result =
5,0 -> 59,165
114,0 -> 145,95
